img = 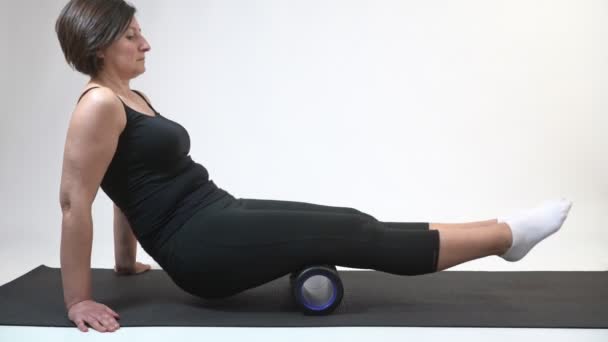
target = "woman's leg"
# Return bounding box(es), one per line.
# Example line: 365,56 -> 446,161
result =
271,201 -> 512,271
170,198 -> 517,300
433,223 -> 512,271
238,198 -> 499,230
430,219 -> 498,229
169,198 -> 441,299
237,197 -> 431,230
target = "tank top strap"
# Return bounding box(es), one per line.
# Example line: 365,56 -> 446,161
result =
132,89 -> 158,113
76,86 -> 101,104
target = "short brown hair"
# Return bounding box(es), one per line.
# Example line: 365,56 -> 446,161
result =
55,0 -> 137,78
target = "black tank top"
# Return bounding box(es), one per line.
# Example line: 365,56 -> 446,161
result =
76,87 -> 230,258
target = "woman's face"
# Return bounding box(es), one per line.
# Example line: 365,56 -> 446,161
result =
97,17 -> 151,79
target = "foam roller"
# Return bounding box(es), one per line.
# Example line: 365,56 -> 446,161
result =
290,265 -> 343,315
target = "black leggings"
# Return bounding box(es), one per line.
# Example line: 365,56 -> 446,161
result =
162,194 -> 440,299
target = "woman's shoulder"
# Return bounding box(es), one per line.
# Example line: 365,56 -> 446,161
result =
77,84 -> 118,104
74,85 -> 126,128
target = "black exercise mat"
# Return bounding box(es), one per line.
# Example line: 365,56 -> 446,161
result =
1,265 -> 606,328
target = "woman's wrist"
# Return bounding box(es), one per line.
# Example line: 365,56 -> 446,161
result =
113,261 -> 152,275
113,263 -> 135,274
66,298 -> 93,311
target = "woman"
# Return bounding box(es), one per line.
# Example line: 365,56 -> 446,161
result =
55,0 -> 572,334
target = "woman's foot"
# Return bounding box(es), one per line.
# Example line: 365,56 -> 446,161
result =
498,198 -> 573,262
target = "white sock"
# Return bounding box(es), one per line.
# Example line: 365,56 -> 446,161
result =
497,198 -> 573,262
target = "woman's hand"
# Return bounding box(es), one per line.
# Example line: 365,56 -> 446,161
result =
67,300 -> 120,333
113,261 -> 151,275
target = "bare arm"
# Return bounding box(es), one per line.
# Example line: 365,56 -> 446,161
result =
113,204 -> 137,271
60,208 -> 94,310
59,87 -> 124,310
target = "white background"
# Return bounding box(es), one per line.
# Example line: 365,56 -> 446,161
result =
1,0 -> 606,339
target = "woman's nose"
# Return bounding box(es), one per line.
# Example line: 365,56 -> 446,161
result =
141,38 -> 151,52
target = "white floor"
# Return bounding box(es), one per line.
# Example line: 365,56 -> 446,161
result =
1,326 -> 607,342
